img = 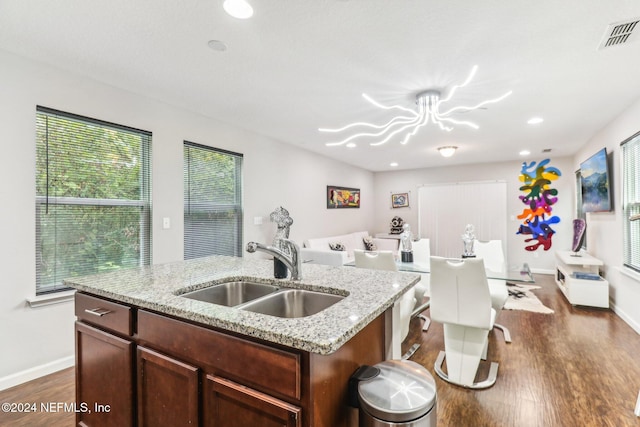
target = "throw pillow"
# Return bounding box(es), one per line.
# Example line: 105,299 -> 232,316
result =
363,236 -> 377,251
329,242 -> 346,251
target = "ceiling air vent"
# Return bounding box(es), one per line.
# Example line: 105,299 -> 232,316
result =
598,18 -> 640,50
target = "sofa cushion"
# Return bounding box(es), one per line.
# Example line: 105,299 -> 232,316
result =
304,231 -> 370,258
329,242 -> 346,251
363,236 -> 378,251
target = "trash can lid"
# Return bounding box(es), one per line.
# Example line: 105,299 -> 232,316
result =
358,359 -> 436,423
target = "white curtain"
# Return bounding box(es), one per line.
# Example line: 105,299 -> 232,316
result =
418,181 -> 507,258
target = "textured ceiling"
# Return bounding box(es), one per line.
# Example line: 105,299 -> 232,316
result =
2,0 -> 640,171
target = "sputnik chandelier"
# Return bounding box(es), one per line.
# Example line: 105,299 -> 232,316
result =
320,65 -> 512,148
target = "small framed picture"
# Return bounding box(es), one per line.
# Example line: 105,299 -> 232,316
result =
391,193 -> 409,208
327,185 -> 360,208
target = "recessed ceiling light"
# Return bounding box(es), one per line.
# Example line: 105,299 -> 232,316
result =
519,150 -> 531,156
527,117 -> 544,125
437,146 -> 457,158
346,142 -> 356,148
223,0 -> 253,19
390,162 -> 399,167
207,40 -> 227,52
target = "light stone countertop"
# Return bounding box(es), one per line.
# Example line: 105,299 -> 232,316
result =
64,255 -> 421,355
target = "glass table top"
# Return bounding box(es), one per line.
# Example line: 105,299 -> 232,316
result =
345,259 -> 534,283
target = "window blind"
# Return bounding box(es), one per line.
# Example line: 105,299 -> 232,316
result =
35,106 -> 152,294
183,142 -> 243,260
622,132 -> 640,272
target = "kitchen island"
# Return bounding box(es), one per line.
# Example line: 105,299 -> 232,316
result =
65,255 -> 420,427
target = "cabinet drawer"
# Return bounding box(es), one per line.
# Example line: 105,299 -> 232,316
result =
137,310 -> 301,400
75,293 -> 133,336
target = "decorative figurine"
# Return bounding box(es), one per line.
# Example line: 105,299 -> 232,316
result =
571,218 -> 586,255
462,224 -> 476,257
390,216 -> 404,234
270,206 -> 294,278
400,223 -> 414,263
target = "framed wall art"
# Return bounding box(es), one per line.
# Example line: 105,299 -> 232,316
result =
391,192 -> 409,208
327,185 -> 360,208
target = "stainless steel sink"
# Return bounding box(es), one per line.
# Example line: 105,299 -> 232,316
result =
239,289 -> 344,318
180,281 -> 279,306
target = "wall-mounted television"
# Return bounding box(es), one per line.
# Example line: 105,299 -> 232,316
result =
580,147 -> 612,212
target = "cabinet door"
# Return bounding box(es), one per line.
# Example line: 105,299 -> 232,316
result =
137,346 -> 200,427
75,322 -> 134,427
204,375 -> 301,427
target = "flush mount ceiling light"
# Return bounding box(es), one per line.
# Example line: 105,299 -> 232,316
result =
223,0 -> 253,19
438,146 -> 457,157
320,65 -> 512,147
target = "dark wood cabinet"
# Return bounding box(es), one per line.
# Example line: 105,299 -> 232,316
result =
75,292 -> 387,427
137,346 -> 199,427
203,375 -> 301,427
75,322 -> 134,427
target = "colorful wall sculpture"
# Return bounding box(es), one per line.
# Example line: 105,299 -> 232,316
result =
517,159 -> 561,251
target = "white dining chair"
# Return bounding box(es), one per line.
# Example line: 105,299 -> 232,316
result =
354,249 -> 419,359
474,239 -> 511,343
397,238 -> 431,331
429,256 -> 499,388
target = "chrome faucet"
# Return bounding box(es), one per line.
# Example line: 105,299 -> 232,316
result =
246,239 -> 302,280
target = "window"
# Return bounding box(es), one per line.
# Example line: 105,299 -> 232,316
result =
622,131 -> 640,272
183,142 -> 243,259
36,107 -> 151,294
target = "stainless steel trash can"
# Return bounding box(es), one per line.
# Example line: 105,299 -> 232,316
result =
357,360 -> 437,427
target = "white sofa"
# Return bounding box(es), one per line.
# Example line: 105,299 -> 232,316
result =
300,231 -> 399,266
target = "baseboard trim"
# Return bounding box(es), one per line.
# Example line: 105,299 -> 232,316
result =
0,355 -> 74,391
610,301 -> 640,336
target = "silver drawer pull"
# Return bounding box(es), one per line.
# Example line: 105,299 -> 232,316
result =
84,307 -> 112,317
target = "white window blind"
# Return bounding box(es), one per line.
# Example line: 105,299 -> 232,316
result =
183,142 -> 243,260
622,132 -> 640,272
35,107 -> 152,295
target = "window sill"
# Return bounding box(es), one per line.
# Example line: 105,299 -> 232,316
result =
619,266 -> 640,283
27,289 -> 76,308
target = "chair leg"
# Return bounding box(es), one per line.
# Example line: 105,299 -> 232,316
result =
401,343 -> 420,360
436,324 -> 498,388
419,314 -> 431,331
434,351 -> 498,389
494,323 -> 512,343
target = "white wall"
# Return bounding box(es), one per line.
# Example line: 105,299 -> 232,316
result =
0,50 -> 375,388
373,157 -> 576,273
572,98 -> 640,334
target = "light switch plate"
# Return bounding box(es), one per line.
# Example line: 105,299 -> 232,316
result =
253,216 -> 263,225
162,217 -> 171,229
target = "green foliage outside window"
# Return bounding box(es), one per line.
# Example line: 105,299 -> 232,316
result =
36,108 -> 151,293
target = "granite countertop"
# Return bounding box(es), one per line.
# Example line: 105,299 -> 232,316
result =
64,255 -> 420,355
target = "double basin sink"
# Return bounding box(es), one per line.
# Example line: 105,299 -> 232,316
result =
179,280 -> 345,318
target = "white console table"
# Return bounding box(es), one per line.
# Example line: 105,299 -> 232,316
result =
555,251 -> 609,308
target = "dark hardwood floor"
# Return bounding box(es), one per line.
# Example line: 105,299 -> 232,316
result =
402,273 -> 640,427
0,366 -> 74,426
1,274 -> 639,426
